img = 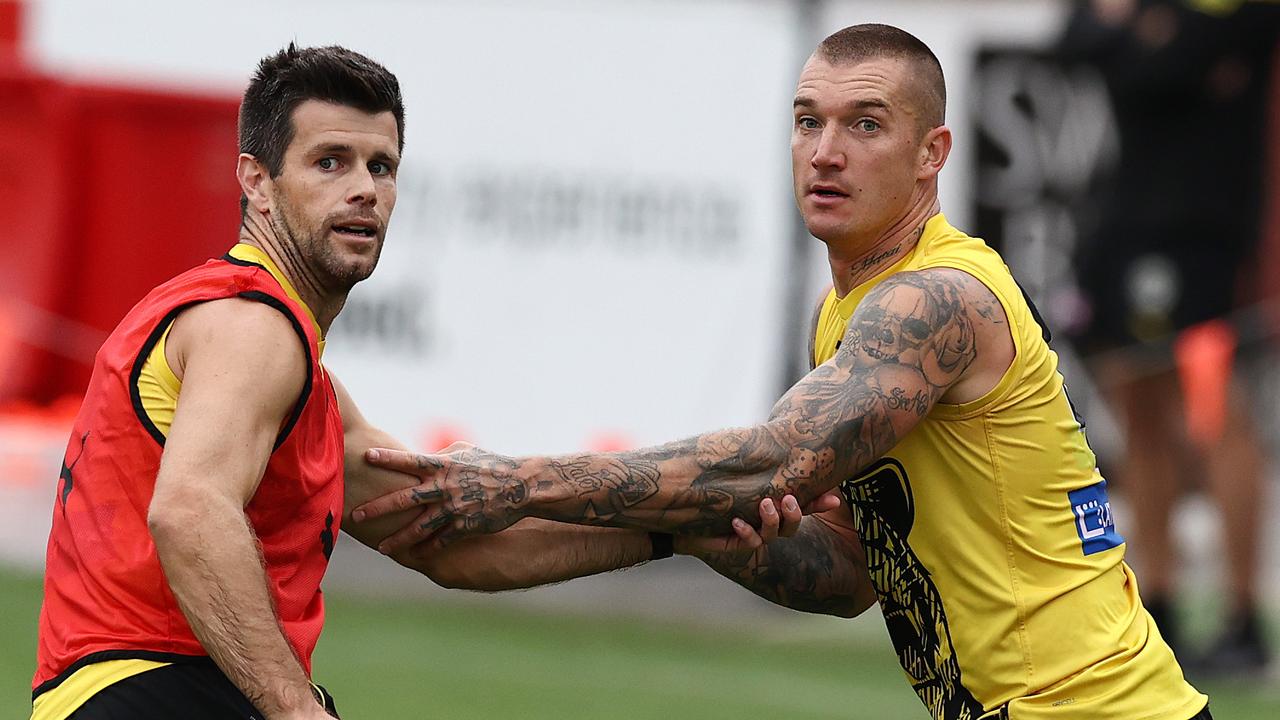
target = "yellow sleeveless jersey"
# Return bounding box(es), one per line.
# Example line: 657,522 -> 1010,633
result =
815,214 -> 1205,720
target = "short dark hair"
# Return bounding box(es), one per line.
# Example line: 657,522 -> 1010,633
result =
238,43 -> 405,213
817,24 -> 945,130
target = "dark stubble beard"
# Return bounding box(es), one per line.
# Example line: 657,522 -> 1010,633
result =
271,190 -> 383,294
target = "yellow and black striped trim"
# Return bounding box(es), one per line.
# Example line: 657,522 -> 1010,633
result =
31,649 -> 209,720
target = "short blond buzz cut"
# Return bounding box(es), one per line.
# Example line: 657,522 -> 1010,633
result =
816,23 -> 946,133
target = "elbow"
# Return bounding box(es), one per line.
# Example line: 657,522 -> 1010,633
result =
800,595 -> 873,619
841,592 -> 878,619
148,488 -> 232,550
831,600 -> 872,619
147,497 -> 191,545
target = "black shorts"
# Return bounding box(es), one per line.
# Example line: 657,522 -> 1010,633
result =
984,701 -> 1211,719
1074,220 -> 1250,353
1189,704 -> 1213,720
65,658 -> 338,719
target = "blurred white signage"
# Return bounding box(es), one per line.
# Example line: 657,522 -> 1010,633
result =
28,0 -> 802,453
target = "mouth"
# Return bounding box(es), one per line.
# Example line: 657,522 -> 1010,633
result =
331,221 -> 378,239
808,184 -> 850,200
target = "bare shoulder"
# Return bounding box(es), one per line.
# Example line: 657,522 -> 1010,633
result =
871,267 -> 1007,327
166,297 -> 308,399
841,267 -> 1012,402
156,298 -> 312,503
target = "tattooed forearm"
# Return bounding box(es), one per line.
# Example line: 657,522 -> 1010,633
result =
696,520 -> 868,617
526,435 -> 781,535
511,268 -> 983,535
546,457 -> 661,514
373,267 -> 993,544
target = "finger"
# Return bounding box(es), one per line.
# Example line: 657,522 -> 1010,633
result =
365,448 -> 444,475
428,511 -> 499,551
730,517 -> 763,550
757,498 -> 782,543
377,509 -> 451,555
353,480 -> 445,522
802,490 -> 842,515
778,495 -> 803,538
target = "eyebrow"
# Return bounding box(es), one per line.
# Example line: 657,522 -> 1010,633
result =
311,142 -> 354,155
310,142 -> 400,164
793,96 -> 891,113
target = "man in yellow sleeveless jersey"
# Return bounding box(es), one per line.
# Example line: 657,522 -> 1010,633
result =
355,23 -> 1210,720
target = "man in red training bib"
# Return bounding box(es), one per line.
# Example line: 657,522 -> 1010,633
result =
31,43 -> 404,720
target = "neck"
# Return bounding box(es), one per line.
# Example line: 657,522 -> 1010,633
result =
826,194 -> 940,297
238,215 -> 346,333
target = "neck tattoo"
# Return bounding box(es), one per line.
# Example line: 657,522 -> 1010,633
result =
859,242 -> 903,271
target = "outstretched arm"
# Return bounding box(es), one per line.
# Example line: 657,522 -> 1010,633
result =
334,376 -> 655,590
359,267 -> 1008,550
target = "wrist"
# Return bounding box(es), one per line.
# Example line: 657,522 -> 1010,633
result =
274,709 -> 328,720
260,676 -> 327,719
515,456 -> 567,517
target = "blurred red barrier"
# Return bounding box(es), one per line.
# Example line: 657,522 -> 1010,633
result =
0,0 -> 20,65
0,67 -> 240,404
0,70 -> 77,404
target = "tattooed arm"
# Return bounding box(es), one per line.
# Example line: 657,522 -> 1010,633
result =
680,285 -> 875,618
681,498 -> 876,618
333,375 -> 657,590
357,267 -> 1012,549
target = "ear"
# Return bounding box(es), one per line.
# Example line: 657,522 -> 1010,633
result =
916,125 -> 952,181
236,153 -> 273,214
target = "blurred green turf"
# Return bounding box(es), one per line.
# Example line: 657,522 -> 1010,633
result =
4,565 -> 1277,718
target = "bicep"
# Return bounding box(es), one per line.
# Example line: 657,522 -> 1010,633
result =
766,269 -> 991,495
837,268 -> 981,396
153,299 -> 308,509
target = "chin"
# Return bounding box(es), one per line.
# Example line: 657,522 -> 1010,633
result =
326,259 -> 377,289
803,220 -> 848,244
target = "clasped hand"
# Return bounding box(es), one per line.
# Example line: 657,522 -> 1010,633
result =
351,444 -> 529,553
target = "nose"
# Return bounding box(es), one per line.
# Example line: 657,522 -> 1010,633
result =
346,165 -> 378,207
811,125 -> 845,171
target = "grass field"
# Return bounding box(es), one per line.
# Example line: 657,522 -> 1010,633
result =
3,566 -> 1277,718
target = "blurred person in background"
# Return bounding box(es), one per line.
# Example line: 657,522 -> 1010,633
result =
1060,0 -> 1278,675
357,23 -> 1212,720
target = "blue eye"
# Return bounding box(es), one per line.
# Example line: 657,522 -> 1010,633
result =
319,157 -> 338,170
797,117 -> 820,130
369,161 -> 391,176
857,119 -> 880,132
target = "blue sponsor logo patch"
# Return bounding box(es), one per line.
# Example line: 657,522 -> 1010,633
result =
1068,480 -> 1123,555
